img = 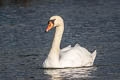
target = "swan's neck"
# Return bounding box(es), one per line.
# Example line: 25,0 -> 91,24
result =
52,26 -> 64,52
47,23 -> 64,67
49,24 -> 64,56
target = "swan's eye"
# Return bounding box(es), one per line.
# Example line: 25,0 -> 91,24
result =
48,19 -> 55,25
48,21 -> 53,27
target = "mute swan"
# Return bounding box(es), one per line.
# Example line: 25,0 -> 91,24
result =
43,16 -> 96,68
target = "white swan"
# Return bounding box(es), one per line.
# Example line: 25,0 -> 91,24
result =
43,16 -> 96,68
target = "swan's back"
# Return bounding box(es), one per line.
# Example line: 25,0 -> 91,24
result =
60,44 -> 96,68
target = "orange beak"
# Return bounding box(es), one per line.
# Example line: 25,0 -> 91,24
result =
46,21 -> 54,32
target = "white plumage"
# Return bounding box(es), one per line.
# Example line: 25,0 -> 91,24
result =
43,16 -> 96,68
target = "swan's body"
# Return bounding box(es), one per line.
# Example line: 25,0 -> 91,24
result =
43,16 -> 96,68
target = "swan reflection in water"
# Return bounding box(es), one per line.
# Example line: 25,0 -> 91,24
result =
44,67 -> 97,80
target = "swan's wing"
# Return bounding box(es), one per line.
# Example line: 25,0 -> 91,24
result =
74,44 -> 92,56
75,44 -> 97,62
60,45 -> 71,52
60,45 -> 72,58
59,44 -> 95,67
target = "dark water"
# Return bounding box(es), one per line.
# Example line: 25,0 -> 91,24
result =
0,0 -> 120,80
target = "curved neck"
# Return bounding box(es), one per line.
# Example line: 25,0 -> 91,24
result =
46,19 -> 64,68
48,22 -> 64,63
52,26 -> 64,50
49,24 -> 64,55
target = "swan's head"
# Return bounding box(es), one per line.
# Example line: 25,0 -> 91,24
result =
46,16 -> 64,32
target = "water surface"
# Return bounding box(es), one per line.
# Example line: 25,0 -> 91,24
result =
0,0 -> 120,80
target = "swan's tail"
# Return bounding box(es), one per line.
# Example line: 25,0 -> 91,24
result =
92,50 -> 97,62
